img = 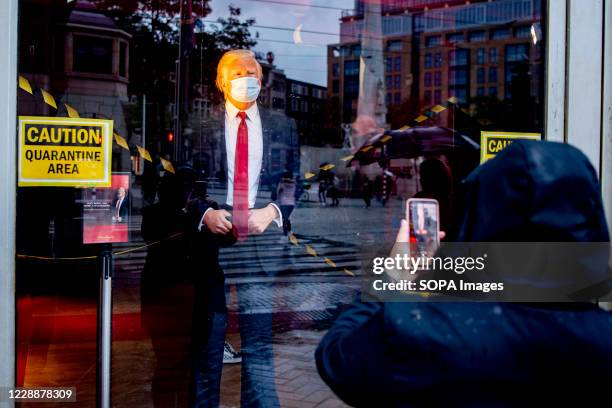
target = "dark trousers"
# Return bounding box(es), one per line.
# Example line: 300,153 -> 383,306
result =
279,205 -> 294,235
318,188 -> 326,204
237,290 -> 279,408
234,236 -> 280,408
191,277 -> 227,408
191,257 -> 280,408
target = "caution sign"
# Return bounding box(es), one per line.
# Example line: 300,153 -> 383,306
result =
18,117 -> 113,187
480,131 -> 541,163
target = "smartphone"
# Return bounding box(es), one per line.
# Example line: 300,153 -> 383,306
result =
406,198 -> 440,257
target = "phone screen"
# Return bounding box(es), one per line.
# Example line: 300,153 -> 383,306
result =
407,199 -> 440,257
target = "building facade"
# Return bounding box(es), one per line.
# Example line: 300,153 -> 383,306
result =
285,78 -> 328,146
328,0 -> 543,129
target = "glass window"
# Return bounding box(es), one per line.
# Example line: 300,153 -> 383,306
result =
434,52 -> 443,67
449,87 -> 467,103
434,71 -> 442,86
13,1 -> 548,406
447,33 -> 464,44
449,49 -> 469,67
387,40 -> 402,51
425,35 -> 441,47
468,30 -> 486,42
434,89 -> 442,104
490,47 -> 498,63
506,43 -> 529,62
477,67 -> 486,84
449,68 -> 468,86
491,28 -> 511,40
345,76 -> 359,94
73,35 -> 113,74
335,45 -> 349,57
385,57 -> 392,72
477,48 -> 486,65
393,75 -> 401,90
489,67 -> 498,82
344,59 -> 359,76
515,26 -> 532,38
393,56 -> 401,71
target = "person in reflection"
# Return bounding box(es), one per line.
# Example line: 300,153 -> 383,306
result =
361,178 -> 373,208
413,158 -> 452,234
276,171 -> 296,238
316,141 -> 612,407
187,49 -> 284,408
141,172 -> 193,407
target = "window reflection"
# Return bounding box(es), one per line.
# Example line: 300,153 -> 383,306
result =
16,0 -> 546,405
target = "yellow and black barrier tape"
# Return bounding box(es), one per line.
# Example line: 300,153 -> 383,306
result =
17,75 -> 175,174
288,233 -> 356,278
303,97 -> 462,181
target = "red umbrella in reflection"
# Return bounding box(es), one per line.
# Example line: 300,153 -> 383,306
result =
348,126 -> 479,166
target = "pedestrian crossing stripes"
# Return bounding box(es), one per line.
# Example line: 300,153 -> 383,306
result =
113,229 -> 361,285
219,231 -> 361,281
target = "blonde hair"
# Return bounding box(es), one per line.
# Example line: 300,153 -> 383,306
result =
215,49 -> 263,93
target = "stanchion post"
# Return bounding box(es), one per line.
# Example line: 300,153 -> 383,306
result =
97,245 -> 112,408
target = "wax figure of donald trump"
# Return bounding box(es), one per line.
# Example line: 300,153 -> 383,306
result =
187,49 -> 284,407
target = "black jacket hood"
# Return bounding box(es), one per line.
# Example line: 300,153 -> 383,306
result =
457,140 -> 609,242
450,140 -> 611,300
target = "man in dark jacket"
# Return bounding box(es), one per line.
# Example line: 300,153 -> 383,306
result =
315,141 -> 612,407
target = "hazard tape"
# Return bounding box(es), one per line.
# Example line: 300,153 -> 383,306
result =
302,97 -> 461,180
17,75 -> 177,174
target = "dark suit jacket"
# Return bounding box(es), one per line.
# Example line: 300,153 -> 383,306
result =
192,106 -> 286,235
186,106 -> 292,293
112,195 -> 129,221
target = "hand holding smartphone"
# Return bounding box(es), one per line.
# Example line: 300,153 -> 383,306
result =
406,198 -> 440,257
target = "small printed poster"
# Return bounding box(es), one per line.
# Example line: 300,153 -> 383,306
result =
82,173 -> 130,244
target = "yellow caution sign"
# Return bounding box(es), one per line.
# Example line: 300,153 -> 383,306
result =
18,116 -> 113,187
480,131 -> 541,163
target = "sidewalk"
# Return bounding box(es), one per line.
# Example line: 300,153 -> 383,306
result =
221,329 -> 350,408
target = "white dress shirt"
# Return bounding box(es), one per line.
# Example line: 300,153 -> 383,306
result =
199,101 -> 281,231
115,196 -> 124,218
224,101 -> 263,208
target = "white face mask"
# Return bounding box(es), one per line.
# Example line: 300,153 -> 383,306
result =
229,76 -> 261,103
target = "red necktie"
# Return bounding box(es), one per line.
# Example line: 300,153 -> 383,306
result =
233,111 -> 249,240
